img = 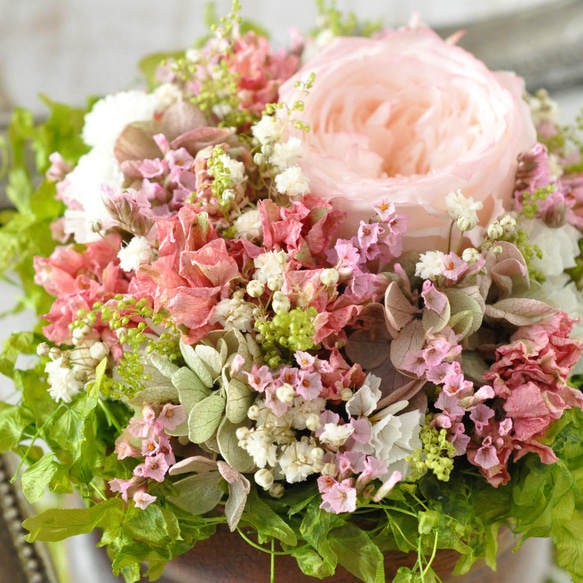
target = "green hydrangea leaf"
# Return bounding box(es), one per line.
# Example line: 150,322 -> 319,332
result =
225,377 -> 255,424
0,404 -> 33,452
552,510 -> 583,582
187,393 -> 225,443
180,341 -> 214,387
216,417 -> 254,473
123,504 -> 181,546
21,453 -> 58,504
168,472 -> 224,516
172,367 -> 210,413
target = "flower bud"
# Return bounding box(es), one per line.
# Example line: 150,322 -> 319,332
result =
72,323 -> 90,341
461,247 -> 480,264
246,280 -> 265,298
305,414 -> 321,432
321,462 -> 338,477
253,153 -> 265,166
222,189 -> 236,203
340,388 -> 353,401
276,383 -> 295,403
36,342 -> 50,357
254,469 -> 275,490
309,447 -> 325,462
267,275 -> 283,292
247,404 -> 261,420
269,482 -> 285,498
236,427 -> 250,442
261,144 -> 274,157
457,214 -> 476,232
487,222 -> 504,240
88,344 -> 108,363
499,214 -> 517,234
48,347 -> 62,361
272,291 -> 291,314
320,268 -> 340,286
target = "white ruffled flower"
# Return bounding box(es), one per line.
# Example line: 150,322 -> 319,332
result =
445,189 -> 483,223
82,90 -> 158,152
279,439 -> 317,483
275,166 -> 310,198
241,427 -> 278,468
45,357 -> 84,403
234,209 -> 262,241
219,154 -> 246,186
415,251 -> 444,280
209,291 -> 254,332
290,396 -> 326,431
319,423 -> 354,447
251,116 -> 282,144
62,148 -> 124,243
270,137 -> 304,172
253,250 -> 288,284
347,374 -> 382,418
118,236 -> 154,272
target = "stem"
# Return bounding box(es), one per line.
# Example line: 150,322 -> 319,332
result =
89,481 -> 107,501
270,539 -> 275,583
98,399 -> 122,433
236,529 -> 305,556
422,531 -> 439,578
446,220 -> 455,254
11,405 -> 64,482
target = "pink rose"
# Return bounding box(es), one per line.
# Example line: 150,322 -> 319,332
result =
278,28 -> 536,247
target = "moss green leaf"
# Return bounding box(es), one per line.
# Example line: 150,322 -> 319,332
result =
217,417 -> 254,473
225,377 -> 255,424
168,472 -> 224,516
172,367 -> 211,414
180,341 -> 214,387
187,393 -> 225,443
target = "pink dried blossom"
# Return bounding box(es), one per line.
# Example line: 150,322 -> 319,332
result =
133,489 -> 157,510
158,404 -> 187,431
134,452 -> 169,482
318,476 -> 357,514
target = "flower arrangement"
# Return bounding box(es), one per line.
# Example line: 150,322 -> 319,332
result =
2,2 -> 583,582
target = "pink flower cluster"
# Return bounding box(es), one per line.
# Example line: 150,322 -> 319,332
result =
109,403 -> 186,509
469,312 -> 583,486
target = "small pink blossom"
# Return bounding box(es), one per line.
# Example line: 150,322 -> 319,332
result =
421,280 -> 448,315
318,477 -> 357,514
296,370 -> 324,400
109,477 -> 144,502
440,253 -> 467,281
470,405 -> 495,435
158,403 -> 187,431
356,456 -> 389,489
133,488 -> 157,510
134,452 -> 169,482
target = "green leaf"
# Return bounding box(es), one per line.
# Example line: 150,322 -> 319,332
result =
445,290 -> 482,339
180,341 -> 214,387
328,523 -> 385,583
23,498 -> 124,542
172,367 -> 211,414
195,344 -> 224,379
138,51 -> 185,89
187,393 -> 225,443
0,331 -> 40,379
123,504 -> 181,546
21,453 -> 57,504
167,472 -> 224,516
552,510 -> 583,582
241,487 -> 298,546
216,417 -> 254,472
0,404 -> 33,452
292,546 -> 335,579
225,377 -> 255,424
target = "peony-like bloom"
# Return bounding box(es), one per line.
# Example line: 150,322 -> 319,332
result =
279,28 -> 536,246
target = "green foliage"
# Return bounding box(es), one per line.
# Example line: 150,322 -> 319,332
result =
314,0 -> 383,38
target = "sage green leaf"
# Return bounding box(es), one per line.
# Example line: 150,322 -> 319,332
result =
241,488 -> 297,546
21,453 -> 57,504
390,319 -> 425,374
169,455 -> 218,476
23,499 -> 124,542
172,367 -> 211,414
195,344 -> 224,379
485,297 -> 555,327
292,546 -> 336,579
180,341 -> 214,386
422,299 -> 450,334
217,417 -> 255,473
329,523 -> 385,583
446,290 -> 483,339
149,353 -> 179,379
188,393 -> 225,444
225,377 -> 255,424
168,472 -> 224,516
129,357 -> 179,406
461,352 -> 489,385
225,475 -> 251,532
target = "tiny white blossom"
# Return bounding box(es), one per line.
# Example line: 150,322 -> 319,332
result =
89,342 -> 109,361
209,291 -> 254,332
462,247 -> 481,264
118,236 -> 154,272
45,357 -> 84,403
218,154 -> 245,186
276,383 -> 295,404
279,440 -> 317,483
153,83 -> 183,111
246,280 -> 265,298
234,209 -> 262,241
347,374 -> 382,418
275,166 -> 310,198
272,291 -> 291,314
457,214 -> 476,232
270,138 -> 304,172
499,215 -> 517,234
415,251 -> 444,280
254,250 -> 288,284
185,48 -> 203,63
445,190 -> 482,223
320,268 -> 339,286
319,423 -> 354,447
251,116 -> 282,144
487,222 -> 504,240
241,428 -> 278,468
254,468 -> 275,490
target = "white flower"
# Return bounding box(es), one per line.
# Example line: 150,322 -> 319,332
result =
45,357 -> 84,403
62,149 -> 124,243
276,383 -> 295,404
270,138 -> 304,172
415,251 -> 444,280
185,48 -> 203,63
209,291 -> 254,332
346,374 -> 382,418
82,90 -> 158,152
242,428 -> 278,468
253,250 -> 288,284
89,342 -> 110,361
234,209 -> 262,241
251,116 -> 282,144
487,221 -> 504,240
462,247 -> 481,264
275,166 -> 311,198
117,236 -> 154,272
272,291 -> 291,314
445,189 -> 483,222
153,83 -> 183,111
218,154 -> 245,186
290,396 -> 326,431
528,88 -> 559,126
521,218 -> 580,277
367,401 -> 422,478
246,280 -> 265,298
279,439 -> 317,483
254,469 -> 275,490
320,268 -> 339,286
319,423 -> 354,447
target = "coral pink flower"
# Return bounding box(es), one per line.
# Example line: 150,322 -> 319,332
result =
318,476 -> 358,514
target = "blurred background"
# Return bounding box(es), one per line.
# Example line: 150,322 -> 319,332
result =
0,1 -> 581,582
